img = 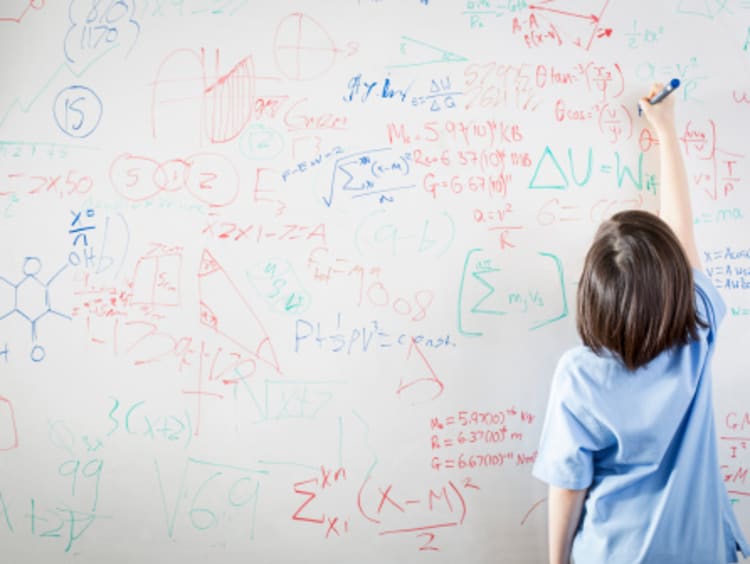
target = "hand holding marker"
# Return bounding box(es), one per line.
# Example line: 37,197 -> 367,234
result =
638,78 -> 680,116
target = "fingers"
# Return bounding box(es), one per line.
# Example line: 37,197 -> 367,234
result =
638,82 -> 676,132
648,82 -> 664,99
637,83 -> 662,117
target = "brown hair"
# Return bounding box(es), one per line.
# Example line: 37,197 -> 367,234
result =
576,210 -> 706,371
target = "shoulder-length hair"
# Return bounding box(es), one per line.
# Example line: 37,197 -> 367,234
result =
576,209 -> 706,371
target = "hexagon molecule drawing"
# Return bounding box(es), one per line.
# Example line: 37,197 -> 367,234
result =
0,256 -> 71,362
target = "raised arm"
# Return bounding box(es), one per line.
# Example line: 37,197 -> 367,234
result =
639,83 -> 701,269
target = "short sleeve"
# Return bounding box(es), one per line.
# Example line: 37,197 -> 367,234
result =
693,268 -> 726,337
532,354 -> 611,491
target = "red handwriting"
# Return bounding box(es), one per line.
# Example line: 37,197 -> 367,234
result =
253,95 -> 289,120
721,412 -> 750,500
109,152 -> 240,207
0,396 -> 19,451
283,97 -> 349,132
2,169 -> 93,199
423,172 -> 512,200
413,147 -> 507,173
292,466 -> 349,537
430,408 -> 537,470
727,412 -> 750,432
474,204 -> 515,225
0,0 -> 45,24
512,12 -> 562,48
197,249 -> 281,373
537,193 -> 646,226
396,338 -> 445,403
554,100 -> 634,144
388,118 -> 524,147
72,242 -> 284,432
358,475 -> 476,552
202,219 -> 327,244
524,2 -> 612,51
306,247 -> 435,321
151,48 -> 255,144
463,61 -> 543,112
273,13 -> 339,80
673,120 -> 745,202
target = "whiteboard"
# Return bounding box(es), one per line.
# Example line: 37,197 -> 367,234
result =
1,1 -> 749,562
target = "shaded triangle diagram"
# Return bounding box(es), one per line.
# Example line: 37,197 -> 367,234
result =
197,249 -> 281,374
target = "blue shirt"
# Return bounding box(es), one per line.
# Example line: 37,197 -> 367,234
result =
533,269 -> 750,563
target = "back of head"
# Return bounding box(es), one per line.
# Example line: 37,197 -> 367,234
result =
576,209 -> 704,371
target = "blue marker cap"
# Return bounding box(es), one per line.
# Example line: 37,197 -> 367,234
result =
648,78 -> 680,104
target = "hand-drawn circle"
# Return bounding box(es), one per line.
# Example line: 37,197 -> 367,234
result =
30,0 -> 45,9
184,152 -> 240,208
249,258 -> 292,281
104,1 -> 129,23
392,297 -> 412,316
189,508 -> 216,531
53,85 -> 103,138
68,251 -> 82,267
228,477 -> 257,507
30,344 -> 46,363
22,257 -> 43,276
239,124 -> 284,161
275,290 -> 310,315
154,159 -> 189,193
367,282 -> 390,307
109,153 -> 161,202
273,13 -> 338,81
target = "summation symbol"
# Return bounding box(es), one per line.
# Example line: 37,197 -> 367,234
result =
0,257 -> 70,362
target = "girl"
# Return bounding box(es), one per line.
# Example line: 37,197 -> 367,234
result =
532,84 -> 750,563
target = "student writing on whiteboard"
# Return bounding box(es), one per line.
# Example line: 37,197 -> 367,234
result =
532,83 -> 750,564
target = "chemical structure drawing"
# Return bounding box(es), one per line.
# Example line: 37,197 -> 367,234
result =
0,256 -> 71,362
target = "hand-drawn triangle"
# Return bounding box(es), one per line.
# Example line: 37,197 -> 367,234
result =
528,146 -> 569,190
675,0 -> 715,18
387,36 -> 468,69
527,0 -> 611,50
396,338 -> 444,404
197,249 -> 281,373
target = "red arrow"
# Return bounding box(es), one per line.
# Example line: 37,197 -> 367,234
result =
597,28 -> 613,38
528,5 -> 599,23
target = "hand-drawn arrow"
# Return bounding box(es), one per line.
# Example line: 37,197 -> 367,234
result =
528,4 -> 599,23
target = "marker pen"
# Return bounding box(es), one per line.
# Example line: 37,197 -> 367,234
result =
639,78 -> 681,116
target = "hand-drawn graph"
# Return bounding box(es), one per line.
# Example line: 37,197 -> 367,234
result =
273,13 -> 339,80
150,49 -> 255,144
